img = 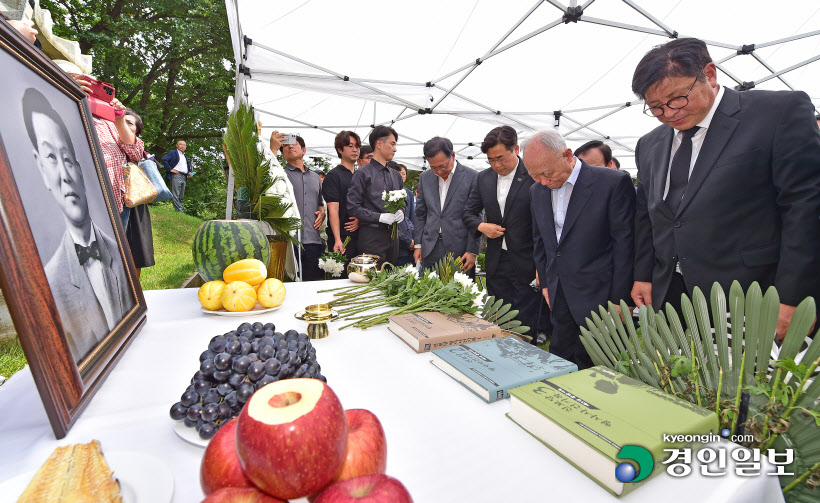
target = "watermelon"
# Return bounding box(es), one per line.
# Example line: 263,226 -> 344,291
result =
193,220 -> 271,282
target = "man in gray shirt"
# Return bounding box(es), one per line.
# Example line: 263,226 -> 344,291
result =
272,133 -> 325,281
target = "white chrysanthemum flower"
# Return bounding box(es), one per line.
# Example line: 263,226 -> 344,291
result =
473,290 -> 487,309
318,258 -> 327,271
332,262 -> 345,277
471,284 -> 481,296
426,270 -> 439,279
382,190 -> 388,201
453,271 -> 472,288
402,264 -> 419,278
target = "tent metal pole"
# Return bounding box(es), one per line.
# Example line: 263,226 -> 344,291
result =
713,61 -> 744,85
563,104 -> 630,136
753,53 -> 820,87
257,109 -> 342,136
716,52 -> 738,65
434,85 -> 539,130
620,0 -> 676,37
545,0 -> 567,12
251,41 -> 420,109
431,0 -> 546,85
756,29 -> 820,49
560,113 -> 634,151
579,16 -> 673,38
482,18 -> 564,61
563,100 -> 641,113
751,53 -> 795,90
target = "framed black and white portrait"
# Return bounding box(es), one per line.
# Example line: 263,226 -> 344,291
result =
0,19 -> 146,438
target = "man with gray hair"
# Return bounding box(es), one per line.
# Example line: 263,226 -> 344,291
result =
414,137 -> 480,274
525,129 -> 635,369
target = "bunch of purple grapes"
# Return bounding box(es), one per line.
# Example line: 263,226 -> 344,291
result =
169,321 -> 326,439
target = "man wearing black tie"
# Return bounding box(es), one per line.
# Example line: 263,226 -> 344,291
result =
631,37 -> 820,338
464,126 -> 548,344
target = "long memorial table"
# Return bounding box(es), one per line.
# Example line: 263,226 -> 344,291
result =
0,280 -> 784,502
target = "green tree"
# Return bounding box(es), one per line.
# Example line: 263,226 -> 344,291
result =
40,0 -> 233,219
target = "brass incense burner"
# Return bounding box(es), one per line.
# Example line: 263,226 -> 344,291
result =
294,303 -> 338,339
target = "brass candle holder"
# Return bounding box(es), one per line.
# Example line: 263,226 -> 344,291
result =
294,303 -> 338,339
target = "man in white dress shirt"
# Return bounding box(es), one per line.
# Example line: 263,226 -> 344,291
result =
464,126 -> 547,345
161,140 -> 193,213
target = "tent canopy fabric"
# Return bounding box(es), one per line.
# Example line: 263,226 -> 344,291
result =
226,0 -> 820,174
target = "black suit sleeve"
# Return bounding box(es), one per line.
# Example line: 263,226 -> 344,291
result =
413,173 -> 427,247
609,172 -> 637,305
463,175 -> 484,238
633,139 -> 655,283
530,184 -> 549,299
772,91 -> 820,306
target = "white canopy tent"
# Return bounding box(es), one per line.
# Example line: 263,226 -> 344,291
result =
225,0 -> 820,179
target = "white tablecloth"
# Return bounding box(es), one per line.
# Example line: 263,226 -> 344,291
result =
0,281 -> 784,503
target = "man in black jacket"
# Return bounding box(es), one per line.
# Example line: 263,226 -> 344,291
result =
631,37 -> 820,338
464,126 -> 548,344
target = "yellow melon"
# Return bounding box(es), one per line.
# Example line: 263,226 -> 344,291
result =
221,281 -> 258,312
198,280 -> 226,311
222,259 -> 268,286
256,278 -> 286,308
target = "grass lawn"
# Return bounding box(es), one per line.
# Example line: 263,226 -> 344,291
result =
139,202 -> 204,290
0,204 -> 203,381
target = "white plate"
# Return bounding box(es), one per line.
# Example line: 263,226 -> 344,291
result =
173,419 -> 210,448
0,450 -> 174,503
201,303 -> 280,316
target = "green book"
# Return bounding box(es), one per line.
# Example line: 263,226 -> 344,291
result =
507,366 -> 719,497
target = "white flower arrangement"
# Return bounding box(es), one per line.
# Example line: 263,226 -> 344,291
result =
319,257 -> 346,278
382,189 -> 407,203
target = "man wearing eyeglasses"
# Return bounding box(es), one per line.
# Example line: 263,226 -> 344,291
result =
631,37 -> 820,338
414,137 -> 479,275
464,126 -> 548,345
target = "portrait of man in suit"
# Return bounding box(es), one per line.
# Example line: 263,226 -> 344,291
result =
630,37 -> 820,338
525,130 -> 635,369
414,136 -> 480,275
464,126 -> 548,345
23,87 -> 134,364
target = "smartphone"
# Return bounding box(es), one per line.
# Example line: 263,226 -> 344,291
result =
282,133 -> 298,145
84,75 -> 115,104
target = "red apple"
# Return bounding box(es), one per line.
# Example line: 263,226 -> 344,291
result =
336,409 -> 387,481
202,487 -> 288,503
201,418 -> 254,495
313,474 -> 413,503
235,378 -> 348,500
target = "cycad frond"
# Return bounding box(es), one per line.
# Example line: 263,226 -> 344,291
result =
223,102 -> 271,216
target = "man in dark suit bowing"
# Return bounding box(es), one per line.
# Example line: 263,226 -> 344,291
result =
525,130 -> 635,369
414,137 -> 480,275
631,38 -> 820,339
464,126 -> 547,344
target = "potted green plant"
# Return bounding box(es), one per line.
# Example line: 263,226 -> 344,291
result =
222,102 -> 302,280
579,281 -> 820,501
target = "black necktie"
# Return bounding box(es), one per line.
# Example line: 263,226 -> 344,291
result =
665,126 -> 700,213
75,241 -> 102,265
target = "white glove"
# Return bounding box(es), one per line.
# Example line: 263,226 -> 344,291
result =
379,213 -> 396,225
394,210 -> 405,224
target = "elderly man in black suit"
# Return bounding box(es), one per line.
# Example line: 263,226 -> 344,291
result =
464,126 -> 547,344
631,37 -> 820,338
414,137 -> 480,274
525,130 -> 635,369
